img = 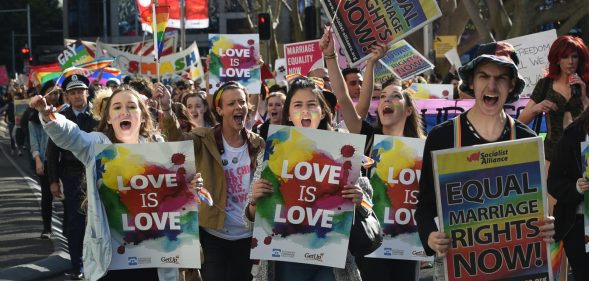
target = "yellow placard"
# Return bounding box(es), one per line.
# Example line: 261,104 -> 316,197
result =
434,138 -> 542,175
434,36 -> 457,58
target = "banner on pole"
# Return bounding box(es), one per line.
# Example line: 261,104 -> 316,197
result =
58,41 -> 95,70
97,42 -> 203,83
376,40 -> 433,81
320,0 -> 441,67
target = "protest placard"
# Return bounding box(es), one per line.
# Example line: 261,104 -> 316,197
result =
505,29 -> 557,97
365,136 -> 430,261
209,34 -> 261,94
582,140 -> 589,252
95,141 -> 200,269
334,36 -> 367,70
434,36 -> 457,58
377,40 -> 433,81
374,61 -> 398,84
58,41 -> 94,69
250,125 -> 366,268
284,40 -> 324,75
444,48 -> 462,67
274,58 -> 287,84
97,42 -> 203,84
0,65 -> 9,86
320,0 -> 441,67
409,83 -> 453,99
432,137 -> 551,281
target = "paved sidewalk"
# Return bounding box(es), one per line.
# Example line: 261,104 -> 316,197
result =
0,119 -> 70,281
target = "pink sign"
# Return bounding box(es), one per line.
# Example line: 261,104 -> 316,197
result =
0,65 -> 9,86
284,40 -> 324,75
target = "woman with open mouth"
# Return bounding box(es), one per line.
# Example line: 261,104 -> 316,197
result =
242,75 -> 369,281
319,26 -> 425,281
30,86 -> 203,281
157,81 -> 265,281
182,91 -> 217,128
253,91 -> 286,140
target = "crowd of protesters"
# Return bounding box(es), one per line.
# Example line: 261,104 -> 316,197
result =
6,32 -> 589,281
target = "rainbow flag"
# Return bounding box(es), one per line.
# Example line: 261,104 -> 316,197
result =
75,57 -> 115,72
29,64 -> 62,87
154,6 -> 169,58
59,41 -> 94,69
90,67 -> 122,86
197,188 -> 213,207
143,5 -> 170,59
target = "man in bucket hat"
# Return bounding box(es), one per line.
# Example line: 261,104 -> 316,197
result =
414,41 -> 555,280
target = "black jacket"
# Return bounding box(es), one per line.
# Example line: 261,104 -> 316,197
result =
46,106 -> 98,183
547,121 -> 586,241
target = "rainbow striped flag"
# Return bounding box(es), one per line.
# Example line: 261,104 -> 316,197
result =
197,188 -> 213,207
155,6 -> 169,58
59,41 -> 94,69
90,67 -> 122,85
75,57 -> 115,71
29,63 -> 62,87
144,5 -> 170,59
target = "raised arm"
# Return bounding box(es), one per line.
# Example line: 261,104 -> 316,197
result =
154,82 -> 184,141
29,95 -> 108,166
356,43 -> 387,120
319,26 -> 363,133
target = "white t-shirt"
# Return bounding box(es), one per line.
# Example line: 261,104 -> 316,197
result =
205,135 -> 252,240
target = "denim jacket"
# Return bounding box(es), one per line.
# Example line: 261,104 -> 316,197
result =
42,113 -> 178,281
28,121 -> 49,162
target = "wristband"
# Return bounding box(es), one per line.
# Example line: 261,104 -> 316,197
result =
324,53 -> 336,60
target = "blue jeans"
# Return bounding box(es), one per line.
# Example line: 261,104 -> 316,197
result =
275,261 -> 335,281
62,175 -> 86,273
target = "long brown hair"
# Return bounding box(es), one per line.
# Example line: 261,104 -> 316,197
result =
375,77 -> 425,139
171,102 -> 198,131
182,91 -> 217,126
96,86 -> 157,143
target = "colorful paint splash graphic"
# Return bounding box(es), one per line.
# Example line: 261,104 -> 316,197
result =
253,128 -> 359,249
209,34 -> 260,89
370,138 -> 421,238
95,145 -> 198,253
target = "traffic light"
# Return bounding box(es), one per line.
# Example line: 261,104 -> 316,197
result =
21,46 -> 30,55
258,13 -> 271,40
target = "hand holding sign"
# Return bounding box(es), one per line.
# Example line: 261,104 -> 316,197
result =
427,231 -> 450,257
341,184 -> 364,205
320,26 -> 336,57
251,178 -> 274,205
367,43 -> 388,64
540,216 -> 555,243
